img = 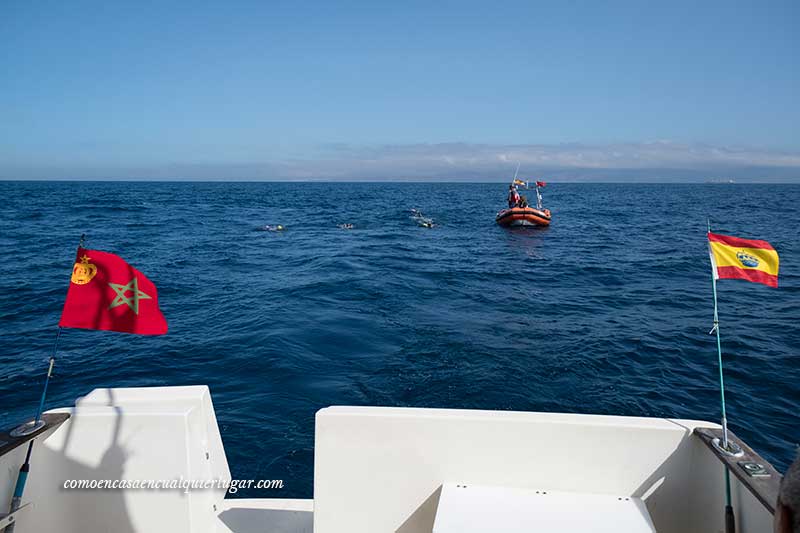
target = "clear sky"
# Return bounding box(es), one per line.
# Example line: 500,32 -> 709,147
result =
1,0 -> 798,180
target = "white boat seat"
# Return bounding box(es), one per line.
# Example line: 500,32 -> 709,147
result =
432,483 -> 656,533
215,499 -> 313,533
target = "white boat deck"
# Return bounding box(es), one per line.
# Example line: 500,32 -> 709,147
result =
216,499 -> 312,533
0,386 -> 778,533
432,483 -> 655,533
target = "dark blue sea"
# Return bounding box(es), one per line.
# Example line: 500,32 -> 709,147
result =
1,181 -> 798,498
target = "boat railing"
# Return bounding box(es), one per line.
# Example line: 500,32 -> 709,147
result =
694,427 -> 782,514
0,413 -> 69,529
0,413 -> 70,460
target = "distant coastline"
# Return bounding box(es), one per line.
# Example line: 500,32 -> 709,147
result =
2,178 -> 800,184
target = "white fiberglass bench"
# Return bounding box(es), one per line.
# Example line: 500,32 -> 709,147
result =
431,483 -> 655,532
313,406 -> 775,533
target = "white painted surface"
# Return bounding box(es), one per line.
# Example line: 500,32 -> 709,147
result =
216,499 -> 313,533
0,389 -> 777,533
432,483 -> 655,533
8,386 -> 230,533
313,407 -> 773,533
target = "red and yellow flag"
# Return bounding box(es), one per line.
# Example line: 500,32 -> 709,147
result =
59,248 -> 168,335
708,232 -> 779,288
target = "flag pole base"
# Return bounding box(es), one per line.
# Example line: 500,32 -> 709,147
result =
10,419 -> 46,437
712,437 -> 744,458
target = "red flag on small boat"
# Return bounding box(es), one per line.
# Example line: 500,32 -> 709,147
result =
536,181 -> 546,187
59,248 -> 168,335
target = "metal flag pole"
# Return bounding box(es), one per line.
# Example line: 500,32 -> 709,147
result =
4,331 -> 60,533
4,235 -> 83,532
707,219 -> 742,533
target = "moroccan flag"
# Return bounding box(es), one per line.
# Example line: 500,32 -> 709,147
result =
59,248 -> 168,335
536,181 -> 546,187
708,232 -> 779,288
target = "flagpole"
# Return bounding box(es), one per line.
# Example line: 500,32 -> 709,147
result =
707,219 -> 741,533
710,251 -> 729,451
4,235 -> 82,533
4,330 -> 60,533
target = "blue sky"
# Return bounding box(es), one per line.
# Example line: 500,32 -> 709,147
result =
1,0 -> 798,180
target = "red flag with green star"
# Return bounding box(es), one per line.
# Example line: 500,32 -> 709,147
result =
59,248 -> 168,335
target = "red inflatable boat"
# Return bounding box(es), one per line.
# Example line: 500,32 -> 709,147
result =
495,207 -> 551,227
497,178 -> 551,227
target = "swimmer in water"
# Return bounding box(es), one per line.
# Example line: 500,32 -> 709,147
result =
338,223 -> 354,229
409,209 -> 434,228
260,224 -> 285,232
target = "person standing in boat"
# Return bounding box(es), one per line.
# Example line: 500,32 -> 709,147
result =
508,184 -> 520,208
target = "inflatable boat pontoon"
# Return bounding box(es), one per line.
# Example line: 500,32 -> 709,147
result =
496,207 -> 551,227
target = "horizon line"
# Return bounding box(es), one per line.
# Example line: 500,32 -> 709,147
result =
2,178 -> 798,184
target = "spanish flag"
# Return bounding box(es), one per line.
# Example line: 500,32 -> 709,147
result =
513,179 -> 527,187
708,232 -> 779,288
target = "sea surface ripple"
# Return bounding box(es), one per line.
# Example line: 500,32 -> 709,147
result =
0,181 -> 798,498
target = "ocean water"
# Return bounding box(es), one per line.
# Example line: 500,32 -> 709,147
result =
0,181 -> 798,498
